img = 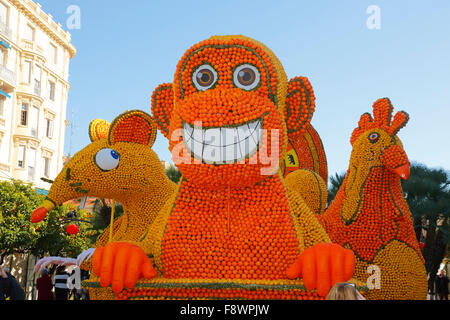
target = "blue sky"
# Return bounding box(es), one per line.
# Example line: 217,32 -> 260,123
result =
37,0 -> 450,181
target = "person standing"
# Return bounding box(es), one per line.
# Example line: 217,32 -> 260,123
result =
2,267 -> 25,300
436,269 -> 449,300
79,269 -> 90,300
0,265 -> 10,300
36,269 -> 54,300
53,266 -> 70,300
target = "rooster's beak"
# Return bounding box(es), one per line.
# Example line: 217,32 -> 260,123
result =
382,145 -> 410,180
392,163 -> 410,180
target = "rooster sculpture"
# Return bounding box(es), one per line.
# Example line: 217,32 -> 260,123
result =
317,98 -> 428,299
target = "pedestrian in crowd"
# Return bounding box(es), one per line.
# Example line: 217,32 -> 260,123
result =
36,268 -> 54,300
2,267 -> 25,300
54,265 -> 70,300
436,269 -> 449,300
326,282 -> 366,300
0,265 -> 10,300
68,269 -> 75,300
79,269 -> 90,300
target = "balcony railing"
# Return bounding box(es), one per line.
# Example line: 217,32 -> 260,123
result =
21,39 -> 44,55
0,64 -> 17,88
0,21 -> 12,39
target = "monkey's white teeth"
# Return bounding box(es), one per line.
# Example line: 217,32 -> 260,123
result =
183,120 -> 262,164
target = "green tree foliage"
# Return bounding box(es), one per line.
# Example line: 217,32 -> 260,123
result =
165,165 -> 182,184
0,180 -> 92,264
402,163 -> 450,228
327,171 -> 346,205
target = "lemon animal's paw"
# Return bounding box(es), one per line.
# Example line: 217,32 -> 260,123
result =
92,242 -> 156,294
286,243 -> 355,297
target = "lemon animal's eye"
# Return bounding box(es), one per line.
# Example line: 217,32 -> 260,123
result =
192,64 -> 218,91
368,132 -> 380,143
233,64 -> 260,90
95,148 -> 120,171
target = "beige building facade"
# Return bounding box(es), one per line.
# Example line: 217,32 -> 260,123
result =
0,0 -> 76,193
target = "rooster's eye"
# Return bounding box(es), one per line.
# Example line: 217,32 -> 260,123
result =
95,148 -> 120,171
368,132 -> 380,143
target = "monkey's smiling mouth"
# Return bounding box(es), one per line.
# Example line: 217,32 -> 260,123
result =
182,117 -> 263,165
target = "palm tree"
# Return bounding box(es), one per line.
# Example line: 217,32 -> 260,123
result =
327,172 -> 346,205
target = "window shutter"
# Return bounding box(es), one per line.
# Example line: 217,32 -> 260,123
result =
27,148 -> 36,180
49,119 -> 53,138
30,106 -> 38,137
18,145 -> 25,167
0,3 -> 7,25
34,65 -> 41,82
23,61 -> 31,83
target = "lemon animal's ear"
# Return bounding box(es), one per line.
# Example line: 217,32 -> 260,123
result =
89,119 -> 110,142
284,76 -> 316,135
151,83 -> 174,139
108,110 -> 157,147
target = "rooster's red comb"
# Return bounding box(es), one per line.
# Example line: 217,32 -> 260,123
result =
350,98 -> 409,146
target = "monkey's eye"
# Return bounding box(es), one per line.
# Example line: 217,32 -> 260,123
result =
368,132 -> 380,143
233,64 -> 260,91
95,148 -> 120,171
192,64 -> 218,91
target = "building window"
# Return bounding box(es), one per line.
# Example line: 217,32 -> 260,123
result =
27,148 -> 36,181
0,97 -> 4,117
23,60 -> 31,83
34,65 -> 41,96
48,81 -> 55,101
50,43 -> 57,65
17,145 -> 25,168
24,24 -> 35,42
45,118 -> 53,138
0,2 -> 8,26
43,157 -> 50,177
20,103 -> 28,125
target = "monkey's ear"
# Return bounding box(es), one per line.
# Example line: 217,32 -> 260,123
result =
151,83 -> 174,139
284,76 -> 316,135
89,119 -> 110,142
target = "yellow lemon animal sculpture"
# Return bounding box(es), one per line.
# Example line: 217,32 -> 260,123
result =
31,111 -> 176,295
